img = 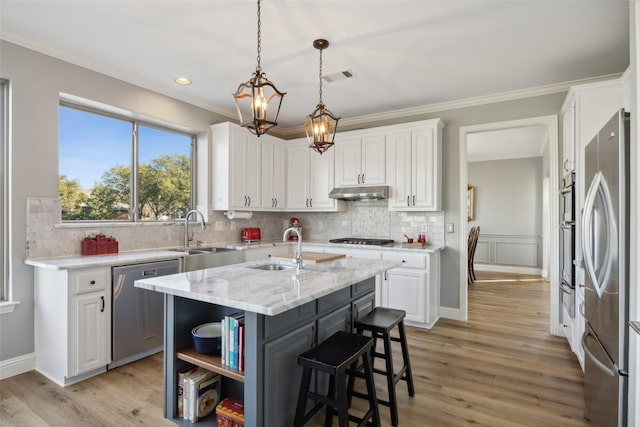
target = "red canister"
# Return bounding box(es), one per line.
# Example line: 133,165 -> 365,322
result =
96,234 -> 108,254
107,237 -> 119,254
81,236 -> 97,256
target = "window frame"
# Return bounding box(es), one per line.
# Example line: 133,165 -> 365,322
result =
0,78 -> 15,310
59,101 -> 197,223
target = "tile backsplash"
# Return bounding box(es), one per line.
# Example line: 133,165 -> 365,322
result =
26,197 -> 444,258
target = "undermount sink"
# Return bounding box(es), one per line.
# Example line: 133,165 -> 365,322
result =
250,262 -> 298,271
169,246 -> 234,255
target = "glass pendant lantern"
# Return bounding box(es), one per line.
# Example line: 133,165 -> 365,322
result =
305,39 -> 340,154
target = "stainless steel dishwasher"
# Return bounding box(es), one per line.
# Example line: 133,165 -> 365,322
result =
110,259 -> 179,369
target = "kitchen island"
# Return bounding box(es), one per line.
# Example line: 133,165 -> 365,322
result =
135,256 -> 400,427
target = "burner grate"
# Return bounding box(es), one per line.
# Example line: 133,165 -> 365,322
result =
329,238 -> 395,246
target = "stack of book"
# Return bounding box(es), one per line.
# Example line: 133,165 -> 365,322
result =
221,312 -> 245,371
177,367 -> 221,423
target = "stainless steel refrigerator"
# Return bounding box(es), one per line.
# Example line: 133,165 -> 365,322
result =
580,109 -> 630,426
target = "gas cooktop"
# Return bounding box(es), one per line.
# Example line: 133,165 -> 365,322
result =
329,238 -> 395,246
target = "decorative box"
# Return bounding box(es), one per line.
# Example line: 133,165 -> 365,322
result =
96,234 -> 108,254
215,398 -> 244,427
81,236 -> 97,255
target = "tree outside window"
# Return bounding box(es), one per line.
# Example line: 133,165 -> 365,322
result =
59,104 -> 194,222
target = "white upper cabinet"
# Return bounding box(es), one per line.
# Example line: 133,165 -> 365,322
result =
260,136 -> 286,210
386,119 -> 443,211
286,139 -> 344,211
335,132 -> 386,186
561,98 -> 576,173
212,122 -> 261,211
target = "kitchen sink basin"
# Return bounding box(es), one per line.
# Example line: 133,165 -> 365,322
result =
250,262 -> 298,271
169,246 -> 234,255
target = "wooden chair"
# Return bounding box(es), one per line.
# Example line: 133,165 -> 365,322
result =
467,226 -> 480,284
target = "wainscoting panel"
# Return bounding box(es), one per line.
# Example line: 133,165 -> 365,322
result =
474,234 -> 542,270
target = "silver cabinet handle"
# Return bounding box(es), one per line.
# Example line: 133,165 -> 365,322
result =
581,331 -> 616,377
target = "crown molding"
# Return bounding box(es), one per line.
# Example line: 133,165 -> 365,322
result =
275,72 -> 623,138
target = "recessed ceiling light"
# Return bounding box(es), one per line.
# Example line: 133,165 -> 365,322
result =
175,77 -> 192,85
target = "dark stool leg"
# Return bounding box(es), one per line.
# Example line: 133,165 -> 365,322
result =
335,372 -> 349,427
383,332 -> 399,426
324,374 -> 336,427
294,366 -> 313,427
398,321 -> 415,397
362,350 -> 381,427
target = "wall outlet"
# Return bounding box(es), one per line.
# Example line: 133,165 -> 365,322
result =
420,223 -> 428,232
214,221 -> 223,231
446,223 -> 454,233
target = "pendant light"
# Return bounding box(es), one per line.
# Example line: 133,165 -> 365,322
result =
232,0 -> 285,137
305,39 -> 341,154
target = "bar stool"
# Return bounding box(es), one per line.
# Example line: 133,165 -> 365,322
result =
294,330 -> 381,427
348,307 -> 415,426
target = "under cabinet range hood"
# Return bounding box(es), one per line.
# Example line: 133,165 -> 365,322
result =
328,185 -> 389,201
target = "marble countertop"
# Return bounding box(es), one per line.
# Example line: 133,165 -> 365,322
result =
24,239 -> 444,270
135,257 -> 400,316
24,249 -> 185,270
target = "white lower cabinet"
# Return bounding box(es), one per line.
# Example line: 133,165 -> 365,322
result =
381,250 -> 440,328
34,266 -> 111,386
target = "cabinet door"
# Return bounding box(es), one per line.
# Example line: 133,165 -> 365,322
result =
264,322 -> 315,426
73,292 -> 109,375
387,131 -> 412,209
286,143 -> 310,209
272,142 -> 286,209
308,146 -> 335,210
261,140 -> 276,209
229,129 -> 249,209
385,268 -> 426,324
245,136 -> 261,208
412,128 -> 438,210
562,101 -> 576,172
361,134 -> 386,185
335,137 -> 362,186
352,292 -> 375,327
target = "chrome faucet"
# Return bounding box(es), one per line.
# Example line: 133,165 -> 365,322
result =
184,209 -> 206,248
283,227 -> 303,272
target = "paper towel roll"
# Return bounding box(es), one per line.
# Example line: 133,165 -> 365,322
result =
225,210 -> 253,220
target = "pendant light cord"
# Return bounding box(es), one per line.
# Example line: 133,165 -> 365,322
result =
256,0 -> 262,73
318,47 -> 323,105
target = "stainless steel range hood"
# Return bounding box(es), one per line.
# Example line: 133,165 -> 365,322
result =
328,185 -> 389,201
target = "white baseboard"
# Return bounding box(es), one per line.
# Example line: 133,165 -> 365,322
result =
0,352 -> 35,380
475,264 -> 542,276
439,306 -> 461,320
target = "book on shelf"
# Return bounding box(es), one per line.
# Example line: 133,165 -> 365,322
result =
222,312 -> 245,370
177,366 -> 198,419
192,373 -> 221,422
182,367 -> 215,421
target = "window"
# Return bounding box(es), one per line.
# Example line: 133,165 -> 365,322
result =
1,79 -> 8,301
59,103 -> 195,222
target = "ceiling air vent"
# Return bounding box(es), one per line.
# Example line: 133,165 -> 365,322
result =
323,69 -> 355,83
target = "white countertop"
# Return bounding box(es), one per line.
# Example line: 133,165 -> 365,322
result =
24,240 -> 443,270
134,257 -> 400,316
24,249 -> 185,270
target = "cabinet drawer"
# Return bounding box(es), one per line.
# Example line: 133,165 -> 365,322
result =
352,277 -> 375,298
382,252 -> 427,269
318,287 -> 351,315
72,268 -> 110,294
265,301 -> 316,339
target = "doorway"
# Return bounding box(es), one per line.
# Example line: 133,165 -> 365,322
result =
458,115 -> 561,336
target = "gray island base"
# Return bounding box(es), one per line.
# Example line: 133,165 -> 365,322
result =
135,257 -> 400,426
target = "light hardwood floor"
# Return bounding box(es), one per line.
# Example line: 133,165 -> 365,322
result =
1,271 -> 587,426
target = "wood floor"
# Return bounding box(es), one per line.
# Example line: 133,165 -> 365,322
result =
0,271 -> 588,426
